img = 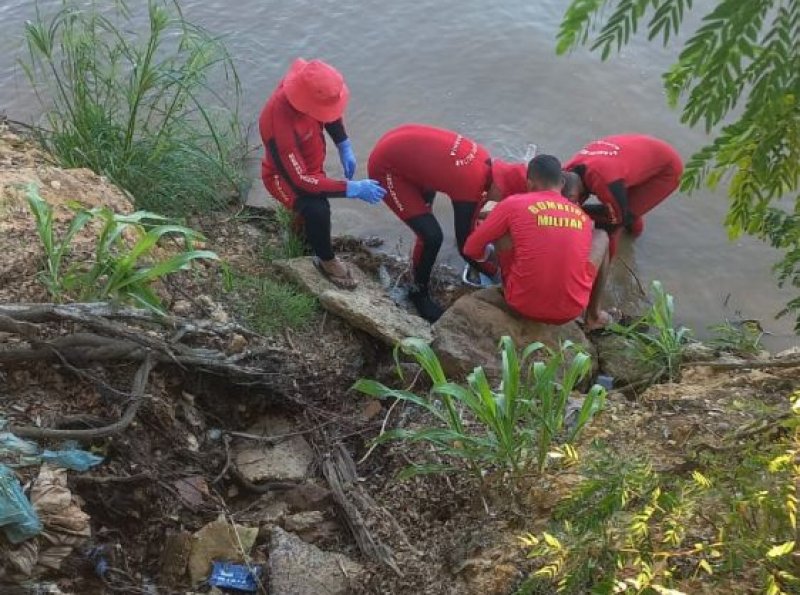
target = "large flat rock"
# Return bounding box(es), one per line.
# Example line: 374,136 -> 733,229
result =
274,257 -> 432,346
432,288 -> 594,379
268,527 -> 362,595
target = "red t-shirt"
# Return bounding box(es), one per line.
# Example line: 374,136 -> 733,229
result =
463,190 -> 595,323
564,133 -> 679,224
259,83 -> 347,196
490,159 -> 528,198
368,124 -> 492,202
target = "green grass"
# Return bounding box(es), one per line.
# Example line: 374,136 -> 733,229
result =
708,319 -> 764,356
230,273 -> 317,334
261,206 -> 309,262
21,0 -> 247,216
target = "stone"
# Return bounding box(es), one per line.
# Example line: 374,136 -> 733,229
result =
776,346 -> 800,359
228,333 -> 247,354
683,341 -> 716,363
282,482 -> 332,512
188,516 -> 259,585
161,531 -> 192,587
234,416 -> 314,483
431,288 -> 594,379
284,511 -> 325,533
268,527 -> 362,595
274,257 -> 433,345
593,332 -> 661,386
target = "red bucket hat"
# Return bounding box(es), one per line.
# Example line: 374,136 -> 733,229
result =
283,58 -> 350,123
490,159 -> 528,198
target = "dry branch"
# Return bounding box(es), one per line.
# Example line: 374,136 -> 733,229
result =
8,354 -> 155,440
323,443 -> 404,576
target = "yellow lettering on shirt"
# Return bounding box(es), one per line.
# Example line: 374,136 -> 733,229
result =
528,204 -> 540,215
530,202 -> 585,230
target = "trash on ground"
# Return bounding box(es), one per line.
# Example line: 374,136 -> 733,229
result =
0,464 -> 43,543
208,561 -> 261,592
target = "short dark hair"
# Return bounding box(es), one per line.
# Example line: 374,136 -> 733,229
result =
527,154 -> 562,187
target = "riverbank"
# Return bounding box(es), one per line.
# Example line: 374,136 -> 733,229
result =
1,121 -> 800,594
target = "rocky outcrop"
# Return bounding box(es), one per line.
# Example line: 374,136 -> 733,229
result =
268,527 -> 362,595
593,333 -> 661,386
274,257 -> 433,345
432,288 -> 594,378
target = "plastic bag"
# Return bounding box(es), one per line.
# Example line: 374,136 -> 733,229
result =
208,561 -> 261,592
41,441 -> 103,472
0,464 -> 43,543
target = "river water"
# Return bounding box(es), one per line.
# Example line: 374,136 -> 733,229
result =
0,0 -> 796,349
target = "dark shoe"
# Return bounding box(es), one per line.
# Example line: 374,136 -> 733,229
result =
409,289 -> 444,323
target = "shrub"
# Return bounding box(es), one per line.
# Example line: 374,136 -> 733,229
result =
21,0 -> 247,215
519,392 -> 800,594
708,319 -> 764,356
354,337 -> 606,481
26,184 -> 217,312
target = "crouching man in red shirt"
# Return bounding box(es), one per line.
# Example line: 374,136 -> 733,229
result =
368,124 -> 527,322
464,155 -> 612,330
562,133 -> 683,257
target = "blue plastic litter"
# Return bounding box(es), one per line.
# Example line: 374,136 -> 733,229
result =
41,441 -> 103,472
0,464 -> 43,543
86,545 -> 110,578
596,375 -> 615,391
208,561 -> 261,592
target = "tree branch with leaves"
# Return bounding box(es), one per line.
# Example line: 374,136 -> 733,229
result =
558,0 -> 800,330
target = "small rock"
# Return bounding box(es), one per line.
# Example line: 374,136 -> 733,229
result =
268,527 -> 362,595
282,482 -> 332,512
234,416 -> 315,483
683,341 -> 716,363
172,476 -> 209,509
777,346 -> 800,359
50,180 -> 61,190
172,300 -> 193,316
284,511 -> 325,533
210,308 -> 230,324
188,516 -> 259,585
228,333 -> 248,354
361,399 -> 383,421
161,531 -> 192,587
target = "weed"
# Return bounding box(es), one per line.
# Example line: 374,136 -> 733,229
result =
708,319 -> 764,356
22,0 -> 247,216
262,206 -> 309,262
26,184 -> 216,312
518,392 -> 800,594
227,273 -> 317,334
612,280 -> 691,382
354,337 -> 605,481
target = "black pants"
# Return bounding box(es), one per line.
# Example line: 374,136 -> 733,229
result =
294,193 -> 334,261
406,199 -> 483,289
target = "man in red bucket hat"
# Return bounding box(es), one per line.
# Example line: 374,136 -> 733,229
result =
367,124 -> 527,322
260,58 -> 385,288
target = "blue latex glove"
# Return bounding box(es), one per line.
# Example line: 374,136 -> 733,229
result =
346,179 -> 386,205
337,139 -> 357,180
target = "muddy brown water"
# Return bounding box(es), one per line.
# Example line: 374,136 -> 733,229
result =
0,0 -> 797,350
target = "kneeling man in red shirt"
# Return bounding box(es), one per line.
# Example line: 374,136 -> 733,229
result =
464,154 -> 611,330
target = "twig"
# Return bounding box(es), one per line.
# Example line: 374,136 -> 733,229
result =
75,472 -> 153,484
358,398 -> 401,465
225,420 -> 334,444
618,258 -> 647,297
8,354 -> 155,440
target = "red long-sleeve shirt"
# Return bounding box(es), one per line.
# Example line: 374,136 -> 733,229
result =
259,83 -> 347,197
464,190 -> 595,323
564,133 -> 680,225
368,124 -> 492,203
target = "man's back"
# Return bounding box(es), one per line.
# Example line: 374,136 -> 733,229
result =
481,190 -> 595,323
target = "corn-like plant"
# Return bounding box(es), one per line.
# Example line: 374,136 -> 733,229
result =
21,0 -> 246,215
354,336 -> 606,480
26,185 -> 217,312
612,280 -> 691,382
